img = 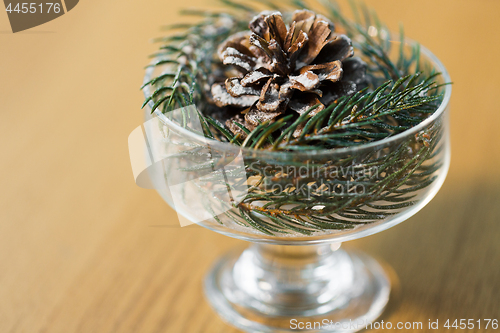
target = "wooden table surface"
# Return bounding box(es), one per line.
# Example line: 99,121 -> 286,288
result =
1,0 -> 499,332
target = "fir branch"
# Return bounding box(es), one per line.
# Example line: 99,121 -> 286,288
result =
141,0 -> 450,235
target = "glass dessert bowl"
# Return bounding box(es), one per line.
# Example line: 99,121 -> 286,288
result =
140,37 -> 451,332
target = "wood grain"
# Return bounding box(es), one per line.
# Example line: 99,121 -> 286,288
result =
0,0 -> 499,332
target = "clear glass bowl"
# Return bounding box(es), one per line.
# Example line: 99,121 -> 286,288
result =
142,40 -> 451,332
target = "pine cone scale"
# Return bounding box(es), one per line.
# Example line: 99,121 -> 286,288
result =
298,18 -> 333,65
290,95 -> 325,116
316,35 -> 354,63
221,47 -> 257,72
289,71 -> 320,92
212,83 -> 258,107
245,107 -> 281,127
225,78 -> 260,97
265,13 -> 288,48
300,60 -> 343,82
257,79 -> 282,112
241,68 -> 272,87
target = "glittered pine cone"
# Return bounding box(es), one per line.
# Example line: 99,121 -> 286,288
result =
209,10 -> 367,137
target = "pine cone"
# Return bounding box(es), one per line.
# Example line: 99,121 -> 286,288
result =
210,10 -> 367,137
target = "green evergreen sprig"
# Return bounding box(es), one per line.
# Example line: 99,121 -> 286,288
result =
141,0 -> 450,235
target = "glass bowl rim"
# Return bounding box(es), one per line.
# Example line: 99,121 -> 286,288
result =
143,39 -> 451,158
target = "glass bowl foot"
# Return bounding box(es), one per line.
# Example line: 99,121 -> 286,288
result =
204,244 -> 390,332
